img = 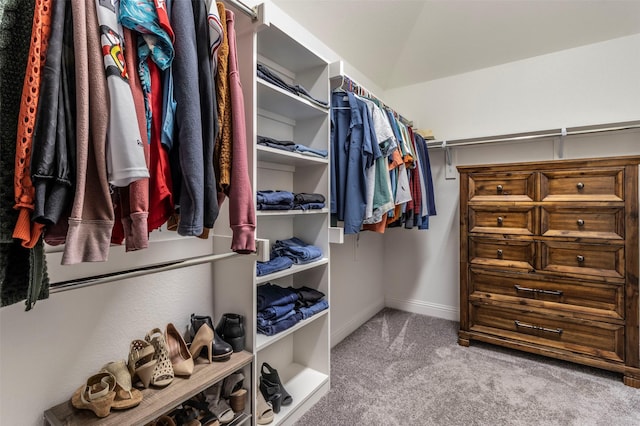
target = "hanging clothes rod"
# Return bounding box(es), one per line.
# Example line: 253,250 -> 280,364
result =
329,74 -> 414,127
49,251 -> 240,294
426,120 -> 640,149
225,0 -> 258,20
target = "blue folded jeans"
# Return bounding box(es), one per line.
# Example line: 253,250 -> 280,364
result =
257,311 -> 303,336
257,307 -> 296,327
298,299 -> 329,320
293,144 -> 328,158
258,302 -> 296,322
271,237 -> 323,264
256,256 -> 294,277
257,190 -> 294,205
257,283 -> 299,311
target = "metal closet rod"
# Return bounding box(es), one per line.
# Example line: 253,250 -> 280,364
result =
426,120 -> 640,149
226,0 -> 258,20
49,251 -> 239,294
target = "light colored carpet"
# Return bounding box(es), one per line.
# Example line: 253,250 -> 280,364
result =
295,308 -> 640,425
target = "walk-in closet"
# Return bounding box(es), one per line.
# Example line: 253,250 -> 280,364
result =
1,1 -> 639,425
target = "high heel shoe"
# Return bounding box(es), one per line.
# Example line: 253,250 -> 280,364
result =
127,339 -> 158,389
71,372 -> 117,418
215,313 -> 245,352
261,362 -> 292,406
165,323 -> 194,377
190,313 -> 233,362
145,328 -> 175,387
189,323 -> 214,363
259,376 -> 282,414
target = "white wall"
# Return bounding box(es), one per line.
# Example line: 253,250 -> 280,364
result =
383,34 -> 640,320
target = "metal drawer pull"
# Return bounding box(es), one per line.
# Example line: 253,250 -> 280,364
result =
497,216 -> 504,224
576,182 -> 585,190
514,320 -> 563,335
577,255 -> 585,263
497,249 -> 503,258
497,184 -> 503,193
514,285 -> 563,296
577,219 -> 585,226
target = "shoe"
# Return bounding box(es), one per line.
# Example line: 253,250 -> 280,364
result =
190,314 -> 233,362
71,372 -> 117,418
261,362 -> 292,406
259,375 -> 282,414
222,372 -> 246,413
182,392 -> 221,426
215,313 -> 245,352
152,415 -> 177,426
204,383 -> 235,424
165,323 -> 195,376
145,328 -> 175,387
101,360 -> 143,409
256,390 -> 274,425
127,339 -> 158,389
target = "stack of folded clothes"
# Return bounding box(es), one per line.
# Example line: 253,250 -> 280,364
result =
271,237 -> 322,264
257,283 -> 328,336
256,236 -> 323,276
258,135 -> 328,158
256,191 -> 326,211
293,193 -> 325,210
257,190 -> 294,210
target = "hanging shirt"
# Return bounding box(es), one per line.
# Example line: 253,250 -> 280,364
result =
95,0 -> 149,187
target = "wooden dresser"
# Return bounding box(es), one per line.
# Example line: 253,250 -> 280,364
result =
457,156 -> 640,387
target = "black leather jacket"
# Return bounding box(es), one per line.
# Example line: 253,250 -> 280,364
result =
31,0 -> 75,226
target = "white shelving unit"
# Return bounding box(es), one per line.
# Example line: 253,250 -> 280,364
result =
213,2 -> 331,425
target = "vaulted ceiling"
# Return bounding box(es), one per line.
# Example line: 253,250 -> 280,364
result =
273,0 -> 640,90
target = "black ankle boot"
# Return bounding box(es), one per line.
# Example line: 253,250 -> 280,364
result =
216,313 -> 245,352
190,313 -> 233,361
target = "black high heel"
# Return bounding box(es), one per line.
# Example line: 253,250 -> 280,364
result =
261,362 -> 292,406
189,313 -> 233,362
259,376 -> 282,414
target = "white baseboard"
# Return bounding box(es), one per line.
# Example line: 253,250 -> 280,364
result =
330,300 -> 385,347
385,297 -> 460,322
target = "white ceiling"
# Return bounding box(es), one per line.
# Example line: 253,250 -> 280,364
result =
273,0 -> 640,90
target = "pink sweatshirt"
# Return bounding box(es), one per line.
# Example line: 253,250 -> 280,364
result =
224,9 -> 255,253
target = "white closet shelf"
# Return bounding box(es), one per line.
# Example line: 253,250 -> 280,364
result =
257,208 -> 329,217
262,363 -> 329,426
256,19 -> 327,73
257,78 -> 328,120
257,145 -> 328,167
256,310 -> 328,352
256,257 -> 329,284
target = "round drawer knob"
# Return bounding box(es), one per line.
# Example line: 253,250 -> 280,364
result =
576,182 -> 585,190
497,185 -> 503,193
577,219 -> 585,226
497,216 -> 504,225
497,249 -> 503,258
577,255 -> 585,263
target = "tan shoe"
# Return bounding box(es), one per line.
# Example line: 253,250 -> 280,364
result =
165,323 -> 194,377
102,360 -> 143,409
70,372 -> 117,418
145,328 -> 175,387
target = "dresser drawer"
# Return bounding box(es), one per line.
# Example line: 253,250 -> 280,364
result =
539,241 -> 624,280
469,238 -> 535,270
469,205 -> 535,235
541,206 -> 624,240
540,168 -> 624,201
468,172 -> 535,202
470,303 -> 625,362
469,269 -> 624,319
